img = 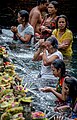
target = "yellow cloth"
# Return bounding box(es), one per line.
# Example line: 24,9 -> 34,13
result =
52,28 -> 73,56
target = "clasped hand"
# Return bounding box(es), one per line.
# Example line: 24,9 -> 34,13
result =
11,26 -> 18,33
38,39 -> 47,49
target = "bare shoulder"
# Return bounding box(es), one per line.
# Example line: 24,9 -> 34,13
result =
30,7 -> 40,16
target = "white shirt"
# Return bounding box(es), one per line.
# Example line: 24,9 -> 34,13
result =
41,50 -> 63,79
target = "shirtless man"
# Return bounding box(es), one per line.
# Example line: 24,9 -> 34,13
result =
29,0 -> 49,34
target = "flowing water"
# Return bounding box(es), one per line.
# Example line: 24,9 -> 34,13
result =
0,29 -> 77,119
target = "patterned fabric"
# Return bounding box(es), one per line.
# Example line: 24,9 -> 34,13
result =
56,77 -> 64,93
40,16 -> 58,40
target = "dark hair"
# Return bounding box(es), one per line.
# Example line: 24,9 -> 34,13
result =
50,1 -> 58,9
18,10 -> 29,22
47,36 -> 58,49
56,14 -> 69,29
64,76 -> 77,98
52,59 -> 65,78
37,0 -> 48,5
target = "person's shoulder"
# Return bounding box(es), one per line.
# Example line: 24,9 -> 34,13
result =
17,24 -> 22,29
34,10 -> 41,15
28,23 -> 34,29
56,50 -> 63,59
52,29 -> 57,34
57,50 -> 63,54
66,28 -> 73,34
66,28 -> 73,37
53,29 -> 57,32
30,7 -> 40,14
30,7 -> 36,12
54,16 -> 58,20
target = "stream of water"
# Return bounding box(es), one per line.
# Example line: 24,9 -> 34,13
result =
0,29 -> 77,119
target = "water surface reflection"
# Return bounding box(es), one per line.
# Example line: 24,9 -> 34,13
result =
0,29 -> 77,118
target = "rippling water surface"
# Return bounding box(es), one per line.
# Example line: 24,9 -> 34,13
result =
0,29 -> 77,119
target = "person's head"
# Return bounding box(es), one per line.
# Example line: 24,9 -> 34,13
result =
45,36 -> 58,53
56,14 -> 69,30
48,1 -> 58,15
40,36 -> 58,53
51,59 -> 65,78
64,76 -> 77,98
17,10 -> 29,24
37,0 -> 49,11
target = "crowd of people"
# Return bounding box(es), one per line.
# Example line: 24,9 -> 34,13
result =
10,0 -> 77,119
11,0 -> 73,57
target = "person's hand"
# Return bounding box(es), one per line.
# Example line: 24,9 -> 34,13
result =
11,26 -> 18,33
41,25 -> 46,32
39,87 -> 52,92
39,40 -> 47,50
39,39 -> 44,45
59,42 -> 69,49
54,107 -> 61,112
53,115 -> 64,120
41,26 -> 52,33
62,42 -> 68,47
38,39 -> 46,50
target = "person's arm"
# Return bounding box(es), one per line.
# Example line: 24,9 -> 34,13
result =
42,49 -> 59,66
58,39 -> 71,50
11,26 -> 18,40
32,47 -> 43,61
16,32 -> 32,43
58,31 -> 73,50
54,105 -> 71,112
11,26 -> 33,43
41,25 -> 52,33
61,81 -> 68,101
33,39 -> 45,61
30,12 -> 39,30
40,86 -> 64,100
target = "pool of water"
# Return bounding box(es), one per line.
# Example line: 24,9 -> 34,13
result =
0,29 -> 77,119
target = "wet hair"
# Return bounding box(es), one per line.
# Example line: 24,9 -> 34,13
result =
56,14 -> 69,29
50,1 -> 58,9
47,36 -> 58,49
37,0 -> 48,5
18,10 -> 29,22
52,59 -> 65,78
64,76 -> 77,98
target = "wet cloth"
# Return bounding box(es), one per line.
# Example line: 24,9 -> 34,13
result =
40,16 -> 58,40
52,28 -> 73,56
55,77 -> 65,105
56,77 -> 64,93
55,78 -> 71,105
13,23 -> 34,44
40,50 -> 63,79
